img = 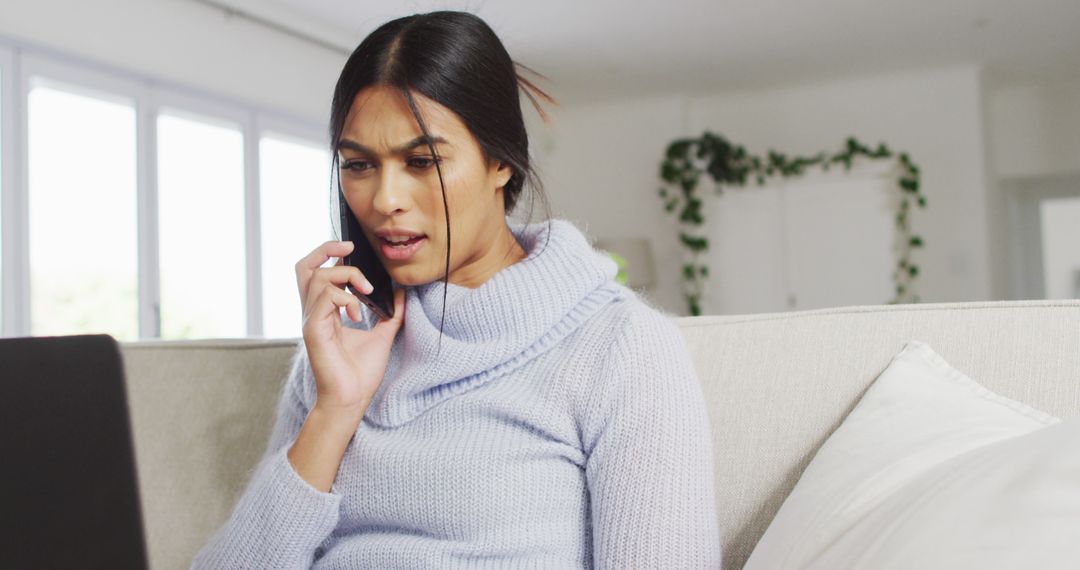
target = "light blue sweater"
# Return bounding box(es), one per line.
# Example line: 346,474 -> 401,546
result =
192,217 -> 721,569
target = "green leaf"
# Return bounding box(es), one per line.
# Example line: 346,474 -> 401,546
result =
607,252 -> 628,284
660,162 -> 680,182
679,232 -> 709,252
679,197 -> 705,224
666,140 -> 691,160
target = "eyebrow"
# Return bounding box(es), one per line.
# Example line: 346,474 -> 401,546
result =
336,135 -> 448,155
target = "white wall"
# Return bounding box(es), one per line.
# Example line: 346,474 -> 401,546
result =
989,78 -> 1080,179
2,2 -> 1021,315
527,95 -> 693,313
536,66 -> 996,314
0,0 -> 344,124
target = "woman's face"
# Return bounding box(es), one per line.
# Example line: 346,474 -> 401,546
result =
337,85 -> 514,288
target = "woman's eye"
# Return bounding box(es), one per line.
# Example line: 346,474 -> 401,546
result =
408,156 -> 438,169
341,160 -> 372,173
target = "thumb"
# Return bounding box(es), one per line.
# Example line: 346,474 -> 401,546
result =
372,286 -> 406,337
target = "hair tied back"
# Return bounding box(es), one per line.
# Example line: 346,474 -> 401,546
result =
514,61 -> 558,126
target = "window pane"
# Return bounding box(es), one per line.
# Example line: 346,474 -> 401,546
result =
28,82 -> 138,340
158,111 -> 245,339
259,135 -> 332,339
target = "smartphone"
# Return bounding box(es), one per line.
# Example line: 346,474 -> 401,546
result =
339,189 -> 395,321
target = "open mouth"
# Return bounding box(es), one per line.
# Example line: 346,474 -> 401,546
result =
379,235 -> 428,261
381,236 -> 425,247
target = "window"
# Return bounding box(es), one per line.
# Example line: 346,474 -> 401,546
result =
0,41 -> 329,339
258,133 -> 332,339
28,80 -> 139,340
156,110 -> 246,339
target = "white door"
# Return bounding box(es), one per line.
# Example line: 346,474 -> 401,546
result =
705,167 -> 898,314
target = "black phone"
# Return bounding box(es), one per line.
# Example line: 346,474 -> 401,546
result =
339,189 -> 395,321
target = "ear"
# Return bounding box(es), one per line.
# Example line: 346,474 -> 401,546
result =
491,159 -> 513,191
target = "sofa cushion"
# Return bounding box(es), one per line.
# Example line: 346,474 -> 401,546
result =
743,339 -> 1080,569
119,338 -> 299,570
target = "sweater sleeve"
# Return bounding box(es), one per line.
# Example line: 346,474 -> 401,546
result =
580,307 -> 722,568
190,340 -> 343,569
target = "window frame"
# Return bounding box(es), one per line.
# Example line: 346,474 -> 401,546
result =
0,44 -> 16,337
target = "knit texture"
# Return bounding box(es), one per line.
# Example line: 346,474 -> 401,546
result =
191,217 -> 721,569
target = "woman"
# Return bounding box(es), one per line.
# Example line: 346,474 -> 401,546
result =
193,10 -> 720,569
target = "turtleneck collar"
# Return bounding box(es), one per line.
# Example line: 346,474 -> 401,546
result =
353,217 -> 623,428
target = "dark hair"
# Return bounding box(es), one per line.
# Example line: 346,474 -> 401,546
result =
328,10 -> 556,353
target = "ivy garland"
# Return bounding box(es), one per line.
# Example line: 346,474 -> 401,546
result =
658,131 -> 928,316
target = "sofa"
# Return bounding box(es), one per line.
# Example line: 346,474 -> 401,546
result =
118,298 -> 1080,570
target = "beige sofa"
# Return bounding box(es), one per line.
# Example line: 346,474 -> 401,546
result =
118,298 -> 1080,570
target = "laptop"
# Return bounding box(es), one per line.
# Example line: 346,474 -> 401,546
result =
0,333 -> 150,570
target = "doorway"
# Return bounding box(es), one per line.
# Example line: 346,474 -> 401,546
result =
1007,173 -> 1080,300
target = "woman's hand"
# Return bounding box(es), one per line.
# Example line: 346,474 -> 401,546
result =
295,240 -> 406,419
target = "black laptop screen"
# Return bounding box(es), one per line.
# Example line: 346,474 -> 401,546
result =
0,333 -> 149,570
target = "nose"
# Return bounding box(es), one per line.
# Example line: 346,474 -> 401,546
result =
371,169 -> 410,216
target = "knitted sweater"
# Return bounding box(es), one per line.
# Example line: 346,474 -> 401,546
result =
191,217 -> 721,569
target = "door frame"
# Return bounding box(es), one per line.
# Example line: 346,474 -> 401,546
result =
1004,171 -> 1080,299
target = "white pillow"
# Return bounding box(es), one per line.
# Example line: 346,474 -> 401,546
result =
744,339 -> 1080,570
